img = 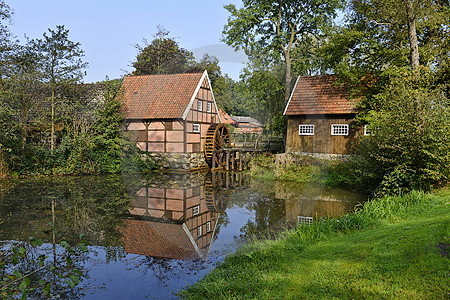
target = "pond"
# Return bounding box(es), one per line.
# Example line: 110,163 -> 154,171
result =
0,172 -> 366,299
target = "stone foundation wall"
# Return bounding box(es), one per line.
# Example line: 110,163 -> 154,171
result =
146,152 -> 209,170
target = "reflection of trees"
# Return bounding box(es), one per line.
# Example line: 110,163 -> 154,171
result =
0,175 -> 130,246
133,255 -> 208,284
0,175 -> 131,298
0,240 -> 89,299
212,211 -> 229,241
239,196 -> 287,240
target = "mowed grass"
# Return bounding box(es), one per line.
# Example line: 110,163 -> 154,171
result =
180,189 -> 450,300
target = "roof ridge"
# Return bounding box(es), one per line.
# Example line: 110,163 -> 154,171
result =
126,72 -> 204,79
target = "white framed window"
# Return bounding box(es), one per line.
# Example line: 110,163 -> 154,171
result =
197,226 -> 203,237
192,205 -> 200,216
331,124 -> 349,136
364,124 -> 372,136
206,221 -> 211,232
298,216 -> 313,226
197,100 -> 203,111
298,124 -> 314,135
192,124 -> 200,133
206,102 -> 212,113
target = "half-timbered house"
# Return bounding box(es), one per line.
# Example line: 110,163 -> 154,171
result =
122,71 -> 223,169
283,75 -> 361,156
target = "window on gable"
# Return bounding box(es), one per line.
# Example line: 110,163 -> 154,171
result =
197,226 -> 203,237
299,124 -> 314,135
193,124 -> 200,133
206,102 -> 212,113
206,221 -> 211,232
197,100 -> 203,111
331,124 -> 349,136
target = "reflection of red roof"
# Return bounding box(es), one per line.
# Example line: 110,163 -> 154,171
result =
122,72 -> 204,119
121,219 -> 198,260
284,75 -> 358,115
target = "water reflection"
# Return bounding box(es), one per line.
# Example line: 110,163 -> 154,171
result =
122,172 -> 248,260
0,172 -> 365,299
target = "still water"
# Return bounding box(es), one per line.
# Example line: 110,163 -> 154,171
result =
0,172 -> 365,299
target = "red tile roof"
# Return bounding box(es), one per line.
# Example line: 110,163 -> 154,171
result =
122,72 -> 205,119
284,75 -> 358,115
121,219 -> 199,260
218,109 -> 237,126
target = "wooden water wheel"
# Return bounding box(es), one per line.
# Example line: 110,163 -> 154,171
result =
204,123 -> 231,168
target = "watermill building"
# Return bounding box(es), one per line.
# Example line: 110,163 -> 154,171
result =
122,71 -> 228,170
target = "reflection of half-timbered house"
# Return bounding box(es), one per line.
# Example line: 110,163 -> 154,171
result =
283,75 -> 361,155
122,71 -> 223,169
121,173 -> 223,260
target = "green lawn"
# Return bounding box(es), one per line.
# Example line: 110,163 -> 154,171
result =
180,189 -> 449,300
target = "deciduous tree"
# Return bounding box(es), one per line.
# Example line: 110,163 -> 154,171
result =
357,68 -> 450,195
223,0 -> 344,102
132,27 -> 195,75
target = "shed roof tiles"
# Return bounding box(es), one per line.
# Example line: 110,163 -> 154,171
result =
122,72 -> 205,119
284,75 -> 358,115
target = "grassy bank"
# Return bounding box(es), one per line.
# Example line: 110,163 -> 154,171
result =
180,188 -> 449,299
248,155 -> 370,192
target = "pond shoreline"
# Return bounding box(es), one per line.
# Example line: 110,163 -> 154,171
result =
1,172 -> 366,299
180,188 -> 450,299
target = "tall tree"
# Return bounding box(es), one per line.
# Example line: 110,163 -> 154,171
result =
31,25 -> 88,152
132,27 -> 195,75
222,0 -> 344,102
327,0 -> 449,73
235,62 -> 286,134
0,0 -> 16,79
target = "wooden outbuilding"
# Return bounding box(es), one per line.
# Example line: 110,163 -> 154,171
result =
231,116 -> 264,133
283,75 -> 362,155
122,71 -> 226,169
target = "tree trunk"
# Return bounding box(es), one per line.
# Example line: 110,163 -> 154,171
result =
406,0 -> 420,69
284,50 -> 292,103
51,86 -> 55,153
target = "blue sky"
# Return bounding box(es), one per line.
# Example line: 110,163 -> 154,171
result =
8,0 -> 247,83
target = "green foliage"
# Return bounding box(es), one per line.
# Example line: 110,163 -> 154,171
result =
30,25 -> 88,85
132,26 -> 195,75
323,0 -> 449,83
356,68 -> 450,195
234,64 -> 286,134
0,236 -> 89,299
53,80 -> 157,175
223,0 -> 345,101
181,188 -> 450,299
249,154 -> 370,191
223,0 -> 344,59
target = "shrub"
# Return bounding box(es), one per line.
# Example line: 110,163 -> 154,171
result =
356,68 -> 450,195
